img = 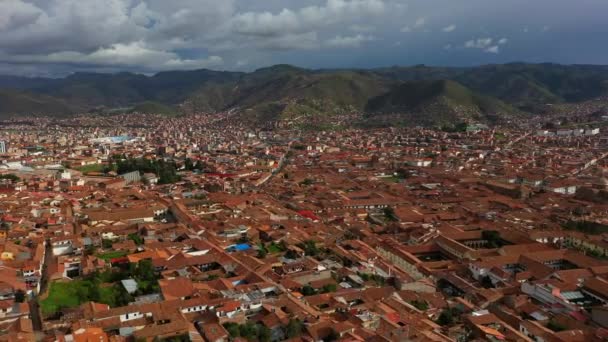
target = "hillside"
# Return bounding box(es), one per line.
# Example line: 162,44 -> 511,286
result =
365,80 -> 517,126
187,69 -> 392,124
0,63 -> 608,126
0,90 -> 75,117
128,102 -> 180,116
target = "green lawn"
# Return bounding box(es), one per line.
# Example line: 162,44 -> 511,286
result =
267,244 -> 284,254
76,164 -> 107,173
41,281 -> 95,315
96,251 -> 128,260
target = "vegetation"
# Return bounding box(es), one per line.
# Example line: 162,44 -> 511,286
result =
300,283 -> 337,297
128,101 -> 179,116
410,299 -> 429,311
128,233 -> 144,245
2,64 -> 608,126
0,174 -> 20,182
436,306 -> 464,326
547,320 -> 567,332
96,250 -> 128,260
297,240 -> 320,256
0,89 -> 76,117
383,207 -> 398,222
564,220 -> 608,235
14,289 -> 25,303
482,230 -> 505,248
285,319 -> 304,338
40,260 -> 158,316
75,163 -> 108,174
365,79 -> 517,126
358,272 -> 386,286
222,322 -> 272,342
115,157 -> 180,184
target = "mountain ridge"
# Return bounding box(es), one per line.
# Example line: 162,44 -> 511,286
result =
0,63 -> 607,126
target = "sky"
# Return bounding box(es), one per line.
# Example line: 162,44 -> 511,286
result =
1,0 -> 607,77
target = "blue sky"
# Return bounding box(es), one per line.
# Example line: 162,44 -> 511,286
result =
0,0 -> 607,76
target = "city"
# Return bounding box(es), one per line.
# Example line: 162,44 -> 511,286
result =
0,110 -> 607,341
2,0 -> 608,341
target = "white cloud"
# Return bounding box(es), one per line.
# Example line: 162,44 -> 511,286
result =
485,46 -> 499,54
465,37 -> 506,54
442,25 -> 456,32
465,38 -> 493,49
444,44 -> 452,50
0,42 -> 224,71
326,34 -> 375,48
231,0 -> 386,37
414,17 -> 426,28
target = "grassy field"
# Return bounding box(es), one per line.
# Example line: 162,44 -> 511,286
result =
76,163 -> 106,173
41,281 -> 95,315
96,250 -> 128,260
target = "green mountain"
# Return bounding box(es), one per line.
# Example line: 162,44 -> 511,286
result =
186,69 -> 392,123
0,90 -> 76,117
365,80 -> 517,126
1,63 -> 608,125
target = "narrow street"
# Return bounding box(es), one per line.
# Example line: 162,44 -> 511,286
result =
29,239 -> 53,334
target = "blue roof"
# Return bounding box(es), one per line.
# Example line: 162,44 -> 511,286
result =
235,243 -> 251,251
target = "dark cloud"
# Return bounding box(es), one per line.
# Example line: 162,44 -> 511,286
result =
0,0 -> 606,76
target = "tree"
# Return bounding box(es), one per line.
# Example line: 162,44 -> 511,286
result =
321,284 -> 337,293
128,233 -> 144,245
14,289 -> 26,303
300,178 -> 314,186
481,275 -> 494,288
547,320 -> 566,332
437,308 -> 454,326
285,319 -> 304,338
223,322 -> 240,337
257,325 -> 271,342
298,240 -> 319,256
285,249 -> 298,260
325,329 -> 339,342
482,230 -> 502,248
257,244 -> 268,259
383,207 -> 398,222
0,174 -> 20,182
301,285 -> 316,296
410,299 -> 429,311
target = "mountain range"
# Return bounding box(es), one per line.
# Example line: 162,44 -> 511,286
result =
1,63 -> 608,126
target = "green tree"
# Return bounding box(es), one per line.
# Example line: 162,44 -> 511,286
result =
257,244 -> 268,259
298,240 -> 319,256
128,233 -> 144,245
258,325 -> 271,342
14,289 -> 26,303
321,284 -> 337,293
383,207 -> 398,221
285,249 -> 298,259
285,319 -> 304,338
410,299 -> 429,311
437,309 -> 454,326
223,323 -> 240,337
301,285 -> 316,296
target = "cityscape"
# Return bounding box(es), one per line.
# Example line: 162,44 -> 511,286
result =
1,0 -> 608,341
